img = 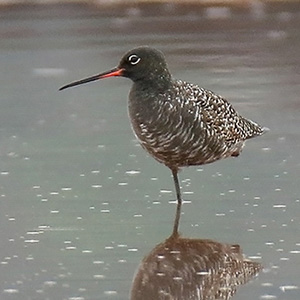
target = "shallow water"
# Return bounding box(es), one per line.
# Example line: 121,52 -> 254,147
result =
0,3 -> 299,300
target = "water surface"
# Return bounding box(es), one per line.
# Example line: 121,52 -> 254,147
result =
0,3 -> 299,300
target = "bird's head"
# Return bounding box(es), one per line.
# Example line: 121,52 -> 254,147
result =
59,46 -> 171,91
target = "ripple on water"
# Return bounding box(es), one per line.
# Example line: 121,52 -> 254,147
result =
279,285 -> 299,292
260,295 -> 277,299
3,289 -> 19,294
94,274 -> 105,279
104,290 -> 117,295
125,170 -> 141,175
43,280 -> 57,287
92,184 -> 102,188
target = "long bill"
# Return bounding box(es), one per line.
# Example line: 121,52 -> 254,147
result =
59,67 -> 124,91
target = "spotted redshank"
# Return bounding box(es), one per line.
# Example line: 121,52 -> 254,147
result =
60,46 -> 266,236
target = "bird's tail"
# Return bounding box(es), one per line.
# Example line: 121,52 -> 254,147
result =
243,118 -> 268,139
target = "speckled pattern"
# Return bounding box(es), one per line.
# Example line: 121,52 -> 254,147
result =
127,47 -> 265,170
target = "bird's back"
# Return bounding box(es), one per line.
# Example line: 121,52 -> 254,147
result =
174,80 -> 264,138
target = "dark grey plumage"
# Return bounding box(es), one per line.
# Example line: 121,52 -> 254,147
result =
129,76 -> 264,170
60,46 -> 266,235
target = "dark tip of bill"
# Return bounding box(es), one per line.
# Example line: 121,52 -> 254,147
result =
59,84 -> 70,91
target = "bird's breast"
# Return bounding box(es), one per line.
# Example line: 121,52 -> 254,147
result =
128,93 -> 219,167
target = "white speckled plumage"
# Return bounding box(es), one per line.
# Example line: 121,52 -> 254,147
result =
129,77 -> 265,170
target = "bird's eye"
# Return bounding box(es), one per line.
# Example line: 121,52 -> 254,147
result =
128,54 -> 141,65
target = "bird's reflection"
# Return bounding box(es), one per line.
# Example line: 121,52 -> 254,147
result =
131,231 -> 261,300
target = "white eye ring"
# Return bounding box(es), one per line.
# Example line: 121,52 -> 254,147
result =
128,54 -> 141,65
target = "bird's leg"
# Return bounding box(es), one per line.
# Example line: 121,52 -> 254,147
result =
171,168 -> 182,238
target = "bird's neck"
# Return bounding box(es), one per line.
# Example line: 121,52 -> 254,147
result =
128,76 -> 174,123
133,73 -> 173,95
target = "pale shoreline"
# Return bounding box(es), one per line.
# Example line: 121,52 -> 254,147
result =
0,0 -> 299,6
